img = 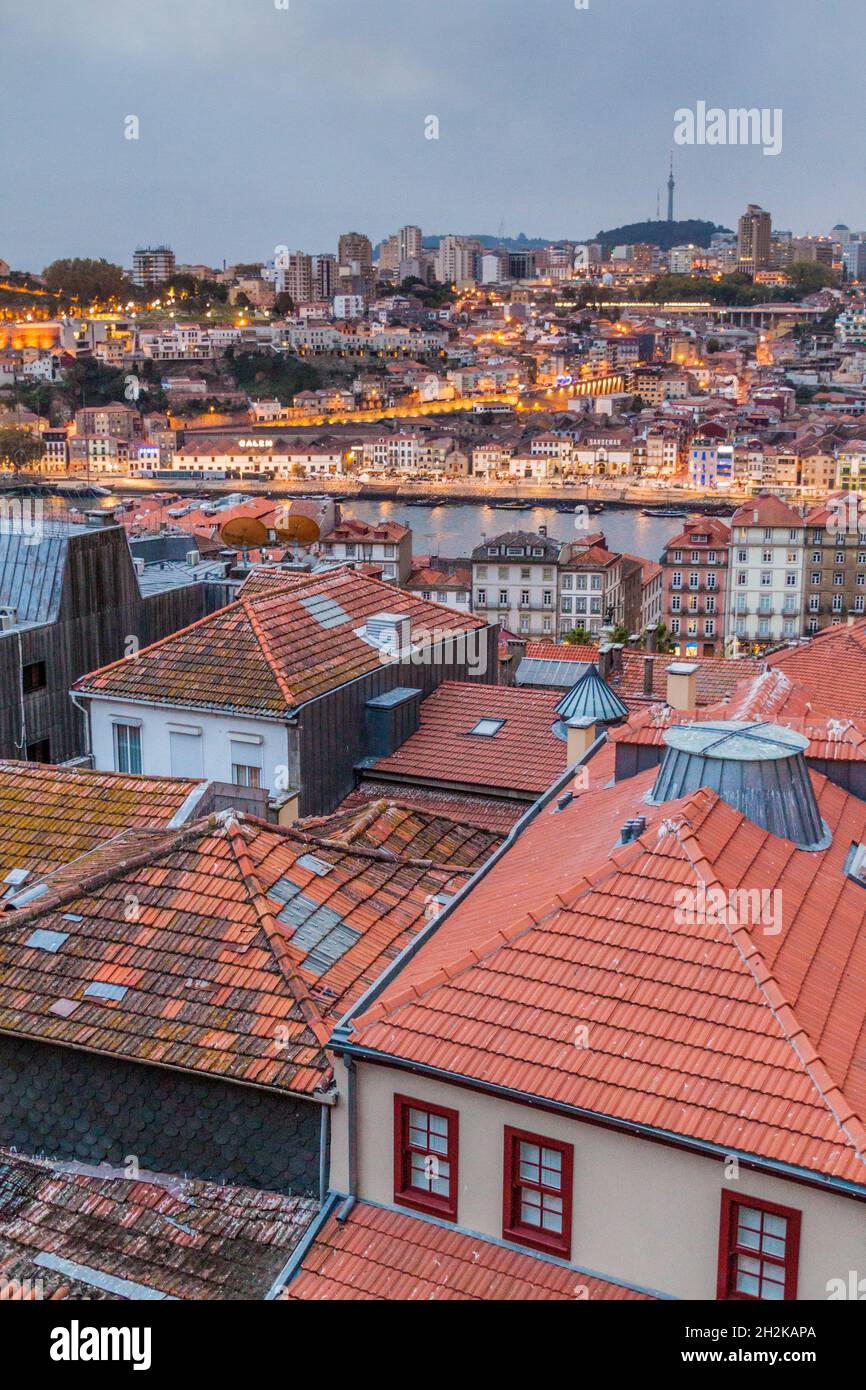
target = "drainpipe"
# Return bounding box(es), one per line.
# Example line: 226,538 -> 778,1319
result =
345,1056 -> 358,1197
69,690 -> 91,759
318,1102 -> 330,1207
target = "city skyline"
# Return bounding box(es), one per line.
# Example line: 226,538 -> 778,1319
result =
3,0 -> 865,270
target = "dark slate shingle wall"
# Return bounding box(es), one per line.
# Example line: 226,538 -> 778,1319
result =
0,1036 -> 320,1195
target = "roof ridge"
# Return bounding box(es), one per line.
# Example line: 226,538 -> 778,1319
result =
222,819 -> 333,1056
0,813 -> 228,935
241,592 -> 299,709
672,816 -> 866,1166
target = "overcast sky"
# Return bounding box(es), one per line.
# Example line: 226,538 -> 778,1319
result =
3,0 -> 864,271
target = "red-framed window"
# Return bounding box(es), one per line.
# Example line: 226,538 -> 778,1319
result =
717,1191 -> 801,1301
393,1095 -> 459,1221
502,1127 -> 573,1259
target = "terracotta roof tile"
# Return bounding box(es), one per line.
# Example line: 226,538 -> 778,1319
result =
0,1149 -> 318,1300
767,620 -> 866,718
298,799 -> 505,870
349,768 -> 866,1188
0,761 -> 200,884
75,568 -> 486,716
281,1201 -> 652,1301
338,785 -> 524,834
0,810 -> 481,1096
368,682 -> 567,797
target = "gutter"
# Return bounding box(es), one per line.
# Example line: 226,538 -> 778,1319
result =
318,1102 -> 330,1207
71,688 -> 294,725
333,1043 -> 866,1206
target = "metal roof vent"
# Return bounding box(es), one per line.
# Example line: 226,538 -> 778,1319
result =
649,720 -> 830,850
363,612 -> 411,656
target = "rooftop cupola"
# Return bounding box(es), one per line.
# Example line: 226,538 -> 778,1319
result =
649,720 -> 830,850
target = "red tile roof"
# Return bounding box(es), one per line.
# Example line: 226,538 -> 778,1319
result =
368,681 -> 567,797
281,1201 -> 652,1301
75,568 -> 486,716
560,544 -> 620,572
348,767 -> 866,1189
662,517 -> 732,549
324,518 -> 409,542
767,620 -> 866,718
0,1149 -> 318,1300
524,642 -> 598,664
0,761 -> 201,883
339,785 -> 524,834
731,495 -> 805,528
298,798 -> 505,870
609,671 -> 866,761
615,652 -> 765,706
0,813 -> 475,1097
520,646 -> 763,708
405,566 -> 471,592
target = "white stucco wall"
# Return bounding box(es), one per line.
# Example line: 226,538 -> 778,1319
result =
86,696 -> 294,794
330,1058 -> 866,1301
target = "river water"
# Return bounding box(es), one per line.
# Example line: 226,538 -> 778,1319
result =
345,498 -> 709,563
40,490 -> 730,567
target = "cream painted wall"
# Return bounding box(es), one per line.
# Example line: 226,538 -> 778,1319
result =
330,1058 -> 866,1301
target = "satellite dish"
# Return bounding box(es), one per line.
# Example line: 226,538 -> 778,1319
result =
273,512 -> 321,545
220,515 -> 269,548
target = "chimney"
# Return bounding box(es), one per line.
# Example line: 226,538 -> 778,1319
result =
644,623 -> 658,654
643,654 -> 655,697
275,790 -> 300,827
538,524 -> 547,537
611,643 -> 624,675
598,643 -> 614,679
566,716 -> 596,764
666,661 -> 698,712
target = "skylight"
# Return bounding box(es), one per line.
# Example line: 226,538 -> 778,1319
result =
469,718 -> 505,737
295,853 -> 331,877
299,593 -> 351,629
5,882 -> 49,909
